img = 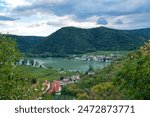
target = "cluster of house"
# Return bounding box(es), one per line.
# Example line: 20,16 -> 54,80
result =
42,75 -> 80,95
59,74 -> 80,85
74,54 -> 119,63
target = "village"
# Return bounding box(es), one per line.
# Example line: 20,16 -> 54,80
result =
74,54 -> 119,63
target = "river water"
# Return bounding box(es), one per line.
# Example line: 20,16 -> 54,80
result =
31,57 -> 110,72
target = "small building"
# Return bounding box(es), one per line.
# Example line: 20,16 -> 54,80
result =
70,74 -> 80,82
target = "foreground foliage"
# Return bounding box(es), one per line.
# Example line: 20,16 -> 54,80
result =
115,41 -> 150,99
0,35 -> 42,99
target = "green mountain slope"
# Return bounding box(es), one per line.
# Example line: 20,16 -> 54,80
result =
32,27 -> 150,56
88,27 -> 145,50
4,27 -> 150,56
131,28 -> 150,39
33,27 -> 94,55
5,35 -> 45,52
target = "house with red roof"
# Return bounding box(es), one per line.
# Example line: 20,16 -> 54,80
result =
42,80 -> 62,95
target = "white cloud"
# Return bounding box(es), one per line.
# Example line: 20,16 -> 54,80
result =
5,0 -> 31,7
0,13 -> 100,36
0,21 -> 58,36
0,21 -> 15,26
35,0 -> 65,4
0,0 -> 150,36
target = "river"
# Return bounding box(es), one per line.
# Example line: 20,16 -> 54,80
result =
31,57 -> 110,72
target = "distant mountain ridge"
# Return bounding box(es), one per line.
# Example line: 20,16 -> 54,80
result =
5,26 -> 150,56
5,35 -> 45,52
31,26 -> 150,56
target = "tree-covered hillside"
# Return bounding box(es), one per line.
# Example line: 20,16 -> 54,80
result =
4,27 -> 150,56
32,27 -> 150,56
131,28 -> 150,39
5,35 -> 45,52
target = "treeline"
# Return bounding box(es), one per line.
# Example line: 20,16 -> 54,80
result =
62,40 -> 150,100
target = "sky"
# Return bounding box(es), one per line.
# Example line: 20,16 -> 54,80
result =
0,0 -> 150,36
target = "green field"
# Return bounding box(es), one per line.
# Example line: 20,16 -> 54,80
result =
18,66 -> 77,81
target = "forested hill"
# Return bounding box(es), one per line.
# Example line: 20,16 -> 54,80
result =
32,26 -> 150,56
130,28 -> 150,39
5,27 -> 150,56
5,35 -> 45,52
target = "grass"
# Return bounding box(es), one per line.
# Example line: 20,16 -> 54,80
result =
18,66 -> 79,81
